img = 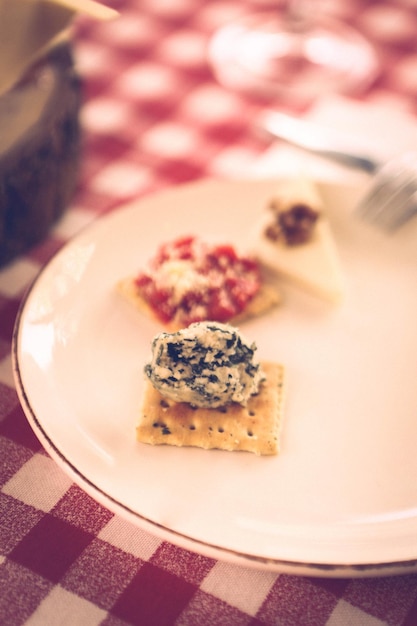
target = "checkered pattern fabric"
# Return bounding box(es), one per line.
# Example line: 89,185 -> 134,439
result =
2,0 -> 417,624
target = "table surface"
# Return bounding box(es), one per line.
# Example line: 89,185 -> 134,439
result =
2,1 -> 417,624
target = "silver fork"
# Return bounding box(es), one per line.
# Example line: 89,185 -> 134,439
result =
260,112 -> 417,232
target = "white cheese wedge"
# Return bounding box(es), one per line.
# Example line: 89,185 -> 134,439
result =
255,178 -> 344,303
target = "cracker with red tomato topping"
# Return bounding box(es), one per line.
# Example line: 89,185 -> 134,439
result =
136,361 -> 285,455
117,235 -> 281,330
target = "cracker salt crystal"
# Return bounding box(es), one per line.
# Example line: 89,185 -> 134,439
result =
136,361 -> 286,456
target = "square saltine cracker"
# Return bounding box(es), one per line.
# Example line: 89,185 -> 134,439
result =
137,361 -> 285,455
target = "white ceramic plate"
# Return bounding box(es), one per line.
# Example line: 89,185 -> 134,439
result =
12,178 -> 417,577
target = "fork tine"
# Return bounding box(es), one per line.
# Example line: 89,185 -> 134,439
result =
359,181 -> 403,222
358,186 -> 417,231
370,192 -> 415,231
356,179 -> 394,225
388,191 -> 417,231
356,155 -> 417,232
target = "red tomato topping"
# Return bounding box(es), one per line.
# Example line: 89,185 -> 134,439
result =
134,236 -> 261,326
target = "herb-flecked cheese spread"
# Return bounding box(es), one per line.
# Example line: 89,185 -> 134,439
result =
144,321 -> 264,408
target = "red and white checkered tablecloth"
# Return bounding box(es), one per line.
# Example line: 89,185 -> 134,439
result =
2,1 -> 417,624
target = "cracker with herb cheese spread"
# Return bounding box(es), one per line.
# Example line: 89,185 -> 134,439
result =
137,322 -> 286,456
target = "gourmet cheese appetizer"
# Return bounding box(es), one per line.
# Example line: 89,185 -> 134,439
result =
255,177 -> 344,303
137,321 -> 286,455
118,235 -> 281,330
